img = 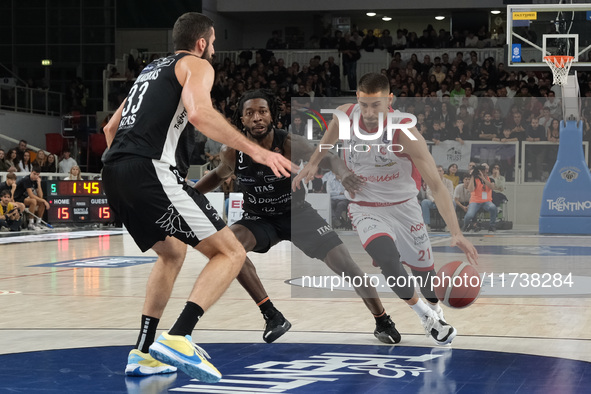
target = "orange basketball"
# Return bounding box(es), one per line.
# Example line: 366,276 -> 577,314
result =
433,261 -> 481,308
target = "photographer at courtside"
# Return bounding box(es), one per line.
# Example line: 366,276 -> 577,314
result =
462,164 -> 498,232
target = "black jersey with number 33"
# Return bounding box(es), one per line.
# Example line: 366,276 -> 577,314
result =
103,53 -> 196,176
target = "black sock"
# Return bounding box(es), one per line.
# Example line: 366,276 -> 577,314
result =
135,315 -> 159,353
373,309 -> 389,325
168,301 -> 204,337
257,297 -> 276,319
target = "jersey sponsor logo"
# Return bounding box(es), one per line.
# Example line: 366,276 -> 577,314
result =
410,223 -> 425,233
256,192 -> 291,205
246,192 -> 257,204
254,185 -> 274,192
173,109 -> 187,130
362,224 -> 377,233
317,224 -> 332,235
237,175 -> 256,183
264,174 -> 286,183
412,233 -> 429,245
359,172 -> 400,183
262,206 -> 276,213
135,68 -> 161,83
155,204 -> 197,238
238,165 -> 248,170
205,203 -> 221,221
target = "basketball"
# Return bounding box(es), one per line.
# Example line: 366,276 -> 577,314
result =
433,261 -> 481,308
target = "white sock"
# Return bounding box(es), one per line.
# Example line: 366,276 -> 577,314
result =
29,219 -> 34,225
410,299 -> 432,318
427,302 -> 442,315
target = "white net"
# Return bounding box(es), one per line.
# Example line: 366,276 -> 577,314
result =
543,56 -> 574,86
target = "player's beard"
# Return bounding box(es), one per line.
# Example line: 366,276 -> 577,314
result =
201,41 -> 213,64
245,124 -> 273,140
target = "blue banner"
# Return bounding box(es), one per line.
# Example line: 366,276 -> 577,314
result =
511,44 -> 522,62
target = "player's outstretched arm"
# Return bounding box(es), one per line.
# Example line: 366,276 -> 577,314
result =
104,99 -> 126,148
292,103 -> 352,190
400,128 -> 479,265
178,56 -> 292,178
195,145 -> 235,194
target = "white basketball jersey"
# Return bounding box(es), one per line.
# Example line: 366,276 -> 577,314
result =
343,104 -> 421,204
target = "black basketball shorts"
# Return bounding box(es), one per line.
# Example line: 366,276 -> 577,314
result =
233,202 -> 342,260
103,157 -> 226,252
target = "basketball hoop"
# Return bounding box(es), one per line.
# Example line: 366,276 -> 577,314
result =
543,55 -> 574,86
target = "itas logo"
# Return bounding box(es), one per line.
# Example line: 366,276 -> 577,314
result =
317,224 -> 333,235
560,167 -> 580,183
300,107 -> 417,153
410,223 -> 425,233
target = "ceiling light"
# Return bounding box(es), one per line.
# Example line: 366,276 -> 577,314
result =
382,16 -> 392,21
491,10 -> 501,15
366,12 -> 376,17
435,16 -> 445,21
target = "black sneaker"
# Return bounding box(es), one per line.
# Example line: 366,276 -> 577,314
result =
374,315 -> 401,344
488,225 -> 496,232
263,311 -> 291,343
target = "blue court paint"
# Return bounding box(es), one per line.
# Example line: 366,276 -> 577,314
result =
432,245 -> 591,256
30,256 -> 157,268
0,344 -> 589,393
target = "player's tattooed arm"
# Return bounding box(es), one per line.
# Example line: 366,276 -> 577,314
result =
194,145 -> 236,194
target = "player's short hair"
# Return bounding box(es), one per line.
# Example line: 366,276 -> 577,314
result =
232,89 -> 280,130
358,73 -> 390,95
173,12 -> 214,51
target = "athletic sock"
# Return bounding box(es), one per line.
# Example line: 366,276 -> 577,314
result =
168,301 -> 204,337
257,297 -> 277,319
427,301 -> 442,315
373,309 -> 389,325
410,299 -> 432,318
135,315 -> 159,353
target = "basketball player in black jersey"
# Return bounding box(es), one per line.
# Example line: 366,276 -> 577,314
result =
102,13 -> 292,382
196,89 -> 401,345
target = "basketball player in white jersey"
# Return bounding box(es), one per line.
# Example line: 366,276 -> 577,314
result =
294,73 -> 479,345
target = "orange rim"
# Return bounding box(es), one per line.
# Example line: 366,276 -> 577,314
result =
544,55 -> 575,68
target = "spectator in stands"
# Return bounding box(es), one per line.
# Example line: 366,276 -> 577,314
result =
64,165 -> 82,180
448,118 -> 471,143
0,173 -> 25,214
463,164 -> 497,232
547,118 -> 561,143
450,81 -> 465,107
444,163 -> 460,188
58,148 -> 77,174
322,170 -> 349,228
12,140 -> 27,164
421,165 -> 454,230
339,33 -> 360,91
543,91 -> 562,118
361,29 -> 378,52
464,31 -> 479,48
454,174 -> 472,220
0,189 -> 23,232
393,30 -> 407,50
505,112 -> 527,141
204,137 -> 223,168
42,153 -> 59,173
14,165 -> 49,231
0,149 -> 10,171
266,30 -> 286,49
288,113 -> 306,136
490,164 -> 508,207
492,126 -> 519,143
18,151 -> 32,173
33,150 -> 47,169
476,113 -> 497,140
538,107 -> 553,130
378,29 -> 393,51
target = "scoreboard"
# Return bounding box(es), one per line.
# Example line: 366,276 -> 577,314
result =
47,180 -> 113,223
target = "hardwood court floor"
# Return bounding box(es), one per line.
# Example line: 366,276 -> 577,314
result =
0,228 -> 590,393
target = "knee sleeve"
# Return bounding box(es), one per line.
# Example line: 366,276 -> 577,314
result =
411,268 -> 439,304
365,236 -> 414,300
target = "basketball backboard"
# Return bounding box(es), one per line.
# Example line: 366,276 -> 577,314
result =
507,3 -> 591,67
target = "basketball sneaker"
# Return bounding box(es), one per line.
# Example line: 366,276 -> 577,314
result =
373,315 -> 401,344
263,311 -> 291,343
421,310 -> 456,345
149,333 -> 221,383
125,349 -> 177,376
429,302 -> 446,322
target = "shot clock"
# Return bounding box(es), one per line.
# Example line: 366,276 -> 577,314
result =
47,180 -> 113,223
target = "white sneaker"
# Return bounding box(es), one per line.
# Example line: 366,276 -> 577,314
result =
27,223 -> 38,231
430,303 -> 446,322
35,223 -> 46,230
421,309 -> 456,345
